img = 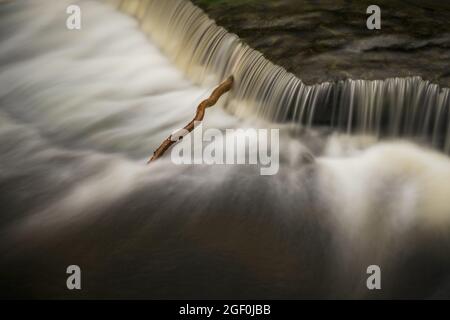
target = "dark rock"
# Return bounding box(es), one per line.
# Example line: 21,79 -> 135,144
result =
193,0 -> 450,88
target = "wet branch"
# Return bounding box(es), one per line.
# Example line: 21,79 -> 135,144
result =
147,76 -> 234,163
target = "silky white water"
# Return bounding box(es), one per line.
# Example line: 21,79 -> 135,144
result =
116,0 -> 450,153
0,0 -> 449,298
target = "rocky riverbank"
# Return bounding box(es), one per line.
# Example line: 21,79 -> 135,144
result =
193,0 -> 450,87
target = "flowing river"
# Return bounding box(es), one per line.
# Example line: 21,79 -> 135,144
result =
0,0 -> 449,298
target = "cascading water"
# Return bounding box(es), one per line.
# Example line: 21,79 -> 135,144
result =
0,0 -> 450,299
116,0 -> 450,153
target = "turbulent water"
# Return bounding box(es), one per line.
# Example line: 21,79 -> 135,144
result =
0,0 -> 450,299
118,0 -> 450,153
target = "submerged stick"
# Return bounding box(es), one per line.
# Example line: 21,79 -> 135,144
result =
147,76 -> 234,163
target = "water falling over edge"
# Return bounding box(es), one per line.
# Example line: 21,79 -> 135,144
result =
1,0 -> 450,299
113,0 -> 450,153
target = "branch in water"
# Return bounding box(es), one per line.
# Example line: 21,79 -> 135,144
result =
147,76 -> 234,163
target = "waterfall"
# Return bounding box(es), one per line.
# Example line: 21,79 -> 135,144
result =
1,0 -> 450,299
113,0 -> 450,153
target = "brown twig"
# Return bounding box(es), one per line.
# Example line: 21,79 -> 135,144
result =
147,76 -> 234,163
